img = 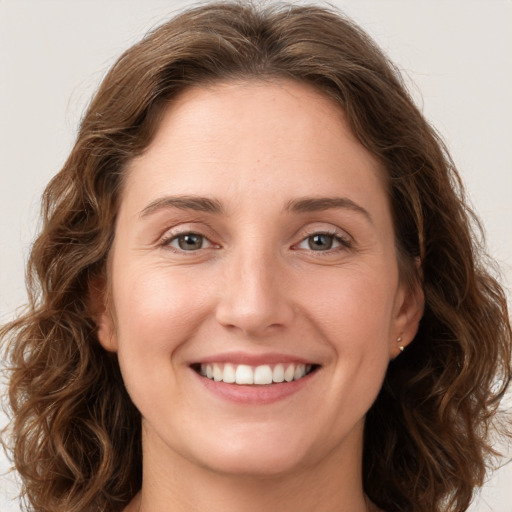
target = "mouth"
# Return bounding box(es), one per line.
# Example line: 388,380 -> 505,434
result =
192,362 -> 319,385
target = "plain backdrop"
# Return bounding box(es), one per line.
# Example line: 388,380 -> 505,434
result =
1,1 -> 511,511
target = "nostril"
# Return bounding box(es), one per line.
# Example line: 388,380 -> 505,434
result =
214,274 -> 295,335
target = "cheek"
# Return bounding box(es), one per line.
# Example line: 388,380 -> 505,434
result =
304,263 -> 397,343
303,265 -> 395,394
112,264 -> 213,366
110,263 -> 218,418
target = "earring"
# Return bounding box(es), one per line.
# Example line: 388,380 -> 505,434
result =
397,336 -> 404,352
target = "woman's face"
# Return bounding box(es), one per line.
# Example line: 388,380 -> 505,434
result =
97,79 -> 421,478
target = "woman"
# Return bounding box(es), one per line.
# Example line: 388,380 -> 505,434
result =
1,2 -> 510,512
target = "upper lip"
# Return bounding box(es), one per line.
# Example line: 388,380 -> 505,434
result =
189,351 -> 319,366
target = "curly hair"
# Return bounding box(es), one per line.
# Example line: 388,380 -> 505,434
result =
2,2 -> 510,512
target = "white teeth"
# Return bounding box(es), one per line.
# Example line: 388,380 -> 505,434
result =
284,364 -> 295,382
254,365 -> 273,385
272,364 -> 285,383
235,364 -> 253,384
213,363 -> 223,382
294,364 -> 306,380
199,362 -> 313,385
223,363 -> 236,383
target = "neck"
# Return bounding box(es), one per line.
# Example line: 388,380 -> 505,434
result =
127,421 -> 373,512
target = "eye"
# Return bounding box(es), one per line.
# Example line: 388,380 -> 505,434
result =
307,233 -> 336,251
296,232 -> 351,252
166,232 -> 211,251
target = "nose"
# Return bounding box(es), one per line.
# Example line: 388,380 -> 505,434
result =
215,248 -> 295,337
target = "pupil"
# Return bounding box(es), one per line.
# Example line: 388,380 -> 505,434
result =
178,233 -> 202,250
309,234 -> 333,251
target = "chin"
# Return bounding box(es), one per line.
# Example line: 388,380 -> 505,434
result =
182,424 -> 334,479
198,447 -> 310,478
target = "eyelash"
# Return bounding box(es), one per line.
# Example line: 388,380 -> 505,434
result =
160,231 -> 215,252
159,228 -> 353,254
293,229 -> 353,253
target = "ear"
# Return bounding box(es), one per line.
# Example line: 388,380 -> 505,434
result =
389,275 -> 424,358
88,275 -> 118,353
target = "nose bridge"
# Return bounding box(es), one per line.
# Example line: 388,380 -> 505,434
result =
215,238 -> 293,335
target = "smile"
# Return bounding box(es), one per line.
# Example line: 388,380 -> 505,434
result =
197,363 -> 316,385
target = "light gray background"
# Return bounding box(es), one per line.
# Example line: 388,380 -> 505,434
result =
1,1 -> 511,511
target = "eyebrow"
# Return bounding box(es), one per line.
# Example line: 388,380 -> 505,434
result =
139,194 -> 372,223
286,197 -> 373,223
139,195 -> 223,217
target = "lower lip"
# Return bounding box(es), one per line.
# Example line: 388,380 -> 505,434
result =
193,369 -> 317,404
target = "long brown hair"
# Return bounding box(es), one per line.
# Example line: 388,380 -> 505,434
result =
2,2 -> 510,511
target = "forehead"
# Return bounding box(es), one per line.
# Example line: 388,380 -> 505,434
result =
122,79 -> 388,215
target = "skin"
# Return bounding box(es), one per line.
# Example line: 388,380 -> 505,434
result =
95,79 -> 423,512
